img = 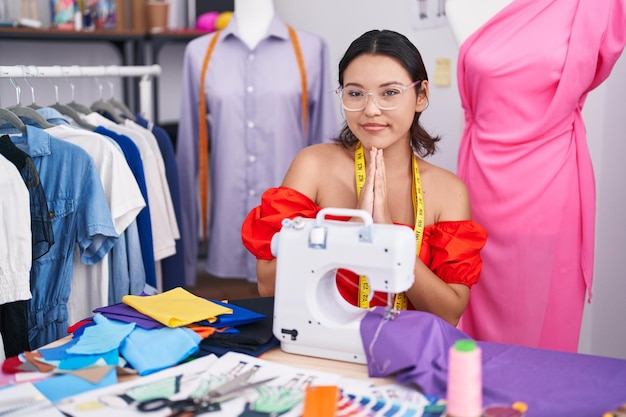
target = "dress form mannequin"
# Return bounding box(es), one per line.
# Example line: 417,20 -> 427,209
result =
233,0 -> 275,50
176,4 -> 337,286
451,0 -> 626,352
445,0 -> 514,45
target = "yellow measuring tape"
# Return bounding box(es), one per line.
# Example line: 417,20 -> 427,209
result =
354,143 -> 424,310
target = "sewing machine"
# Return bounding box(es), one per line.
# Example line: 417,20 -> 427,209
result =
271,208 -> 416,364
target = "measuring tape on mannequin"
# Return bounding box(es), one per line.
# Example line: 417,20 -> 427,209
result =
198,26 -> 308,239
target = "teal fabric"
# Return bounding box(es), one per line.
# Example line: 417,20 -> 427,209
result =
66,314 -> 135,355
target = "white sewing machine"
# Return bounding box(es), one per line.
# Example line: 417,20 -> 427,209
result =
271,208 -> 416,364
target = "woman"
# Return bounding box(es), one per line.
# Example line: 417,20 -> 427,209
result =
241,30 -> 487,326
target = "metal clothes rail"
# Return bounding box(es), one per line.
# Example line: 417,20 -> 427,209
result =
0,64 -> 162,121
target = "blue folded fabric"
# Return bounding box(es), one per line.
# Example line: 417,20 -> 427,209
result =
195,299 -> 265,328
58,348 -> 119,370
120,326 -> 201,376
38,337 -> 80,361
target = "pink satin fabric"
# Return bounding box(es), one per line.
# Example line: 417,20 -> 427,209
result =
456,0 -> 626,351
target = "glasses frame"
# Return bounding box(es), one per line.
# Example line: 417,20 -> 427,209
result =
336,80 -> 423,112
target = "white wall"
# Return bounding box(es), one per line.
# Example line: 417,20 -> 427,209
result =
273,0 -> 462,172
579,51 -> 626,359
1,0 -> 625,359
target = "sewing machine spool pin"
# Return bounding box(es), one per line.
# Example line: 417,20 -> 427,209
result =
272,208 -> 416,364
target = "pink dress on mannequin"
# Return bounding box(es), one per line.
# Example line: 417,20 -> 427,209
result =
456,0 -> 626,351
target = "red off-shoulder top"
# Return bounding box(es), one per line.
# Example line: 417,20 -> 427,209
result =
241,187 -> 488,308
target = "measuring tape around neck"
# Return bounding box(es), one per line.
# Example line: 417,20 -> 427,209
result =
354,142 -> 424,309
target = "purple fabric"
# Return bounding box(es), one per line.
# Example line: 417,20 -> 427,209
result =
93,303 -> 164,329
360,307 -> 626,417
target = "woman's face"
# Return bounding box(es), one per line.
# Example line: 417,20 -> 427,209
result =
341,54 -> 426,151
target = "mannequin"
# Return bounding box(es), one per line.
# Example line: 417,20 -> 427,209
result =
176,5 -> 337,287
449,0 -> 626,352
445,0 -> 513,45
233,0 -> 275,50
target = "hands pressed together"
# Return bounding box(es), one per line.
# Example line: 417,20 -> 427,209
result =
356,147 -> 393,224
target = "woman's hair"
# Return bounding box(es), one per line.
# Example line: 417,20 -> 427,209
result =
335,29 -> 440,157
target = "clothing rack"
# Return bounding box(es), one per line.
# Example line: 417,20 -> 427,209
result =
0,64 -> 162,121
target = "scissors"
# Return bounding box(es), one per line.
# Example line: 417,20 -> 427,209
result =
137,368 -> 277,416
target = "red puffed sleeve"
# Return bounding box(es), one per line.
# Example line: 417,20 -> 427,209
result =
420,221 -> 488,288
241,187 -> 321,260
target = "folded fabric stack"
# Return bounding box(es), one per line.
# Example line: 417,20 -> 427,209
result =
0,288 -> 270,402
196,297 -> 279,358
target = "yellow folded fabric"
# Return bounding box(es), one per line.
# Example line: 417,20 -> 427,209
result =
122,287 -> 233,327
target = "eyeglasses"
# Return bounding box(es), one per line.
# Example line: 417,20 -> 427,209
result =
336,80 -> 422,112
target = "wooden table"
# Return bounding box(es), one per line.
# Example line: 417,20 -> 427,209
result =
260,347 -> 396,385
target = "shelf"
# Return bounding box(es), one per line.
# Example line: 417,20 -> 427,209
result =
0,27 -> 146,41
0,28 -> 210,124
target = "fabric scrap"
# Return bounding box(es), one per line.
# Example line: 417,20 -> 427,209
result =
122,287 -> 232,327
66,314 -> 135,355
94,303 -> 165,329
120,326 -> 201,376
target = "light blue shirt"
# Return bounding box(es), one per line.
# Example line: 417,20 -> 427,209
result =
177,16 -> 338,283
38,108 -> 146,306
0,124 -> 118,349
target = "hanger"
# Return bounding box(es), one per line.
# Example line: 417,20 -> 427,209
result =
0,108 -> 27,133
90,77 -> 126,124
106,79 -> 136,121
48,78 -> 97,131
63,77 -> 93,115
7,77 -> 54,129
21,70 -> 42,110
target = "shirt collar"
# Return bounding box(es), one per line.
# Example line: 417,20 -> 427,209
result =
37,107 -> 72,126
20,124 -> 52,158
223,14 -> 290,43
0,123 -> 51,157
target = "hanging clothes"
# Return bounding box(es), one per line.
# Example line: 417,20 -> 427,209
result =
40,108 -> 146,322
0,148 -> 32,357
0,135 -> 53,262
83,111 -> 180,289
91,124 -> 156,292
135,114 -> 186,291
0,125 -> 118,349
177,15 -> 337,285
456,0 -> 626,351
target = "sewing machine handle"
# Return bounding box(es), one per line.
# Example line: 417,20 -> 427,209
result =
315,208 -> 373,226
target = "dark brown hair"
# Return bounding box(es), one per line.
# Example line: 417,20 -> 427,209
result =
335,29 -> 440,157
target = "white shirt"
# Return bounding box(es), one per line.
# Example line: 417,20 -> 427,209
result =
83,112 -> 179,261
45,123 -> 146,325
0,154 -> 31,305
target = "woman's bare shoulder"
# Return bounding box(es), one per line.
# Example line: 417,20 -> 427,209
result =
303,142 -> 347,158
288,143 -> 349,171
419,159 -> 471,221
425,161 -> 467,191
282,143 -> 351,197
